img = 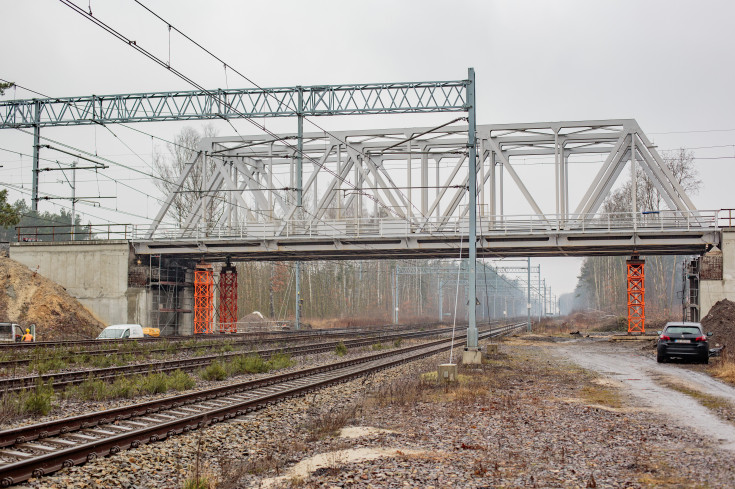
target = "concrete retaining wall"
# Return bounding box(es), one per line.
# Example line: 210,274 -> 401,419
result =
9,240 -> 143,326
701,230 -> 735,317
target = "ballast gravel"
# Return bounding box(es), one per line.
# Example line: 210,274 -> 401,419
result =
15,336 -> 735,488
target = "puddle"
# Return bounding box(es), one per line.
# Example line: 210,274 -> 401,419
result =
339,426 -> 397,438
258,447 -> 422,488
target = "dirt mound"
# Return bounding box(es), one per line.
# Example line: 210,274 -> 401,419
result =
0,257 -> 104,341
701,299 -> 735,348
237,311 -> 277,332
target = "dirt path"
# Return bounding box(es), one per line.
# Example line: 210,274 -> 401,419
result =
555,338 -> 735,451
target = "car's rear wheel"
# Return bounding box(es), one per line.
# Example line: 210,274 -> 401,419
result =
657,353 -> 666,363
701,354 -> 709,365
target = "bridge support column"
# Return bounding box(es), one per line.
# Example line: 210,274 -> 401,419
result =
194,263 -> 214,334
219,264 -> 238,333
627,257 -> 645,334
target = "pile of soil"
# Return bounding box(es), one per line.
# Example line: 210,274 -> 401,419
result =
0,257 -> 104,341
237,311 -> 276,332
701,299 -> 735,347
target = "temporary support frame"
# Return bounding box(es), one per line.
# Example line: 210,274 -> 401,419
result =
627,257 -> 645,334
194,263 -> 214,335
218,265 -> 238,333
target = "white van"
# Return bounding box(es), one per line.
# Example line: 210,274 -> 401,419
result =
97,324 -> 145,339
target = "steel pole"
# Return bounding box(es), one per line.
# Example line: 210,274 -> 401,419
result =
295,87 -> 303,330
538,266 -> 542,322
31,100 -> 40,212
71,161 -> 76,241
467,67 -> 478,349
527,257 -> 531,332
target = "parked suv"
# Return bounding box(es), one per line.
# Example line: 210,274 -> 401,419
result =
657,322 -> 712,364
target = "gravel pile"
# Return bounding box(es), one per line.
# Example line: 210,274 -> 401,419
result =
16,339 -> 735,488
702,299 -> 735,347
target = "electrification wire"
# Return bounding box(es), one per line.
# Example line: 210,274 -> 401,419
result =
57,0 -> 469,255
126,0 -> 464,227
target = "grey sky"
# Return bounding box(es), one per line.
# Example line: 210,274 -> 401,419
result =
1,0 -> 734,299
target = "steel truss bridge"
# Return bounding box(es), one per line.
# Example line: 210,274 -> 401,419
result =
134,119 -> 718,260
0,68 -> 720,344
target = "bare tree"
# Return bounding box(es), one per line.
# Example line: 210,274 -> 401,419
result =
153,125 -> 221,227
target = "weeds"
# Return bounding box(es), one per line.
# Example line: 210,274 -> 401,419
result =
393,338 -> 403,348
335,342 -> 348,356
201,361 -> 228,381
24,379 -> 54,415
371,343 -> 385,351
267,353 -> 293,371
64,370 -> 195,401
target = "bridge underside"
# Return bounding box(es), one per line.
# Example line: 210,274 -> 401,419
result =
133,229 -> 718,261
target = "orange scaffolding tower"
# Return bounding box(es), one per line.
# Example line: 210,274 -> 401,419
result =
627,257 -> 645,334
218,265 -> 238,333
194,263 -> 214,334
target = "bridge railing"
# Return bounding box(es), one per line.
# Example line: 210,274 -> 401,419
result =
14,224 -> 134,242
136,209 -> 720,241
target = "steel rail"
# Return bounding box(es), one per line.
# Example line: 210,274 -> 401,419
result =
0,324 -> 443,369
0,322 -> 523,486
0,326 -> 465,393
0,321 -> 445,352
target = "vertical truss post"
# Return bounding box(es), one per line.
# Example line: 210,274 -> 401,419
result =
194,263 -> 214,334
466,67 -> 478,350
218,264 -> 238,333
31,100 -> 40,212
627,257 -> 645,334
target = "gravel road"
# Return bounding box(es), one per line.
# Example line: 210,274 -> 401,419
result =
555,337 -> 735,451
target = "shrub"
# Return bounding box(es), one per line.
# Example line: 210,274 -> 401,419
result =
267,353 -> 293,370
73,375 -> 110,401
24,380 -> 54,415
140,372 -> 169,395
393,338 -> 403,348
200,361 -> 228,381
371,343 -> 385,351
335,342 -> 348,356
168,370 -> 195,391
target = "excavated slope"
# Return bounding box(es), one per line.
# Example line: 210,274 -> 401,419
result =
0,256 -> 105,340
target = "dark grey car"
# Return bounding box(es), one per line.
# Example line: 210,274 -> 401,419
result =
656,322 -> 712,364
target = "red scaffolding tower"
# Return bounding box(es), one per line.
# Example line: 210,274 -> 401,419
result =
627,257 -> 645,334
219,265 -> 238,333
194,263 -> 214,334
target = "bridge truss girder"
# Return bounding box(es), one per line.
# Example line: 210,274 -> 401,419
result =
143,119 -> 709,259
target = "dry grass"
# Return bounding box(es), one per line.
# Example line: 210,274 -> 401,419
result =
580,384 -> 623,409
657,377 -> 734,415
710,350 -> 735,384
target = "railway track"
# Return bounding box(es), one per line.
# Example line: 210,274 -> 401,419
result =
0,322 -> 524,487
0,324 -> 441,370
0,321 -> 445,352
0,326 -> 470,393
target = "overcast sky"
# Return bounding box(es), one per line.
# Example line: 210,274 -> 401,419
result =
2,0 -> 735,299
